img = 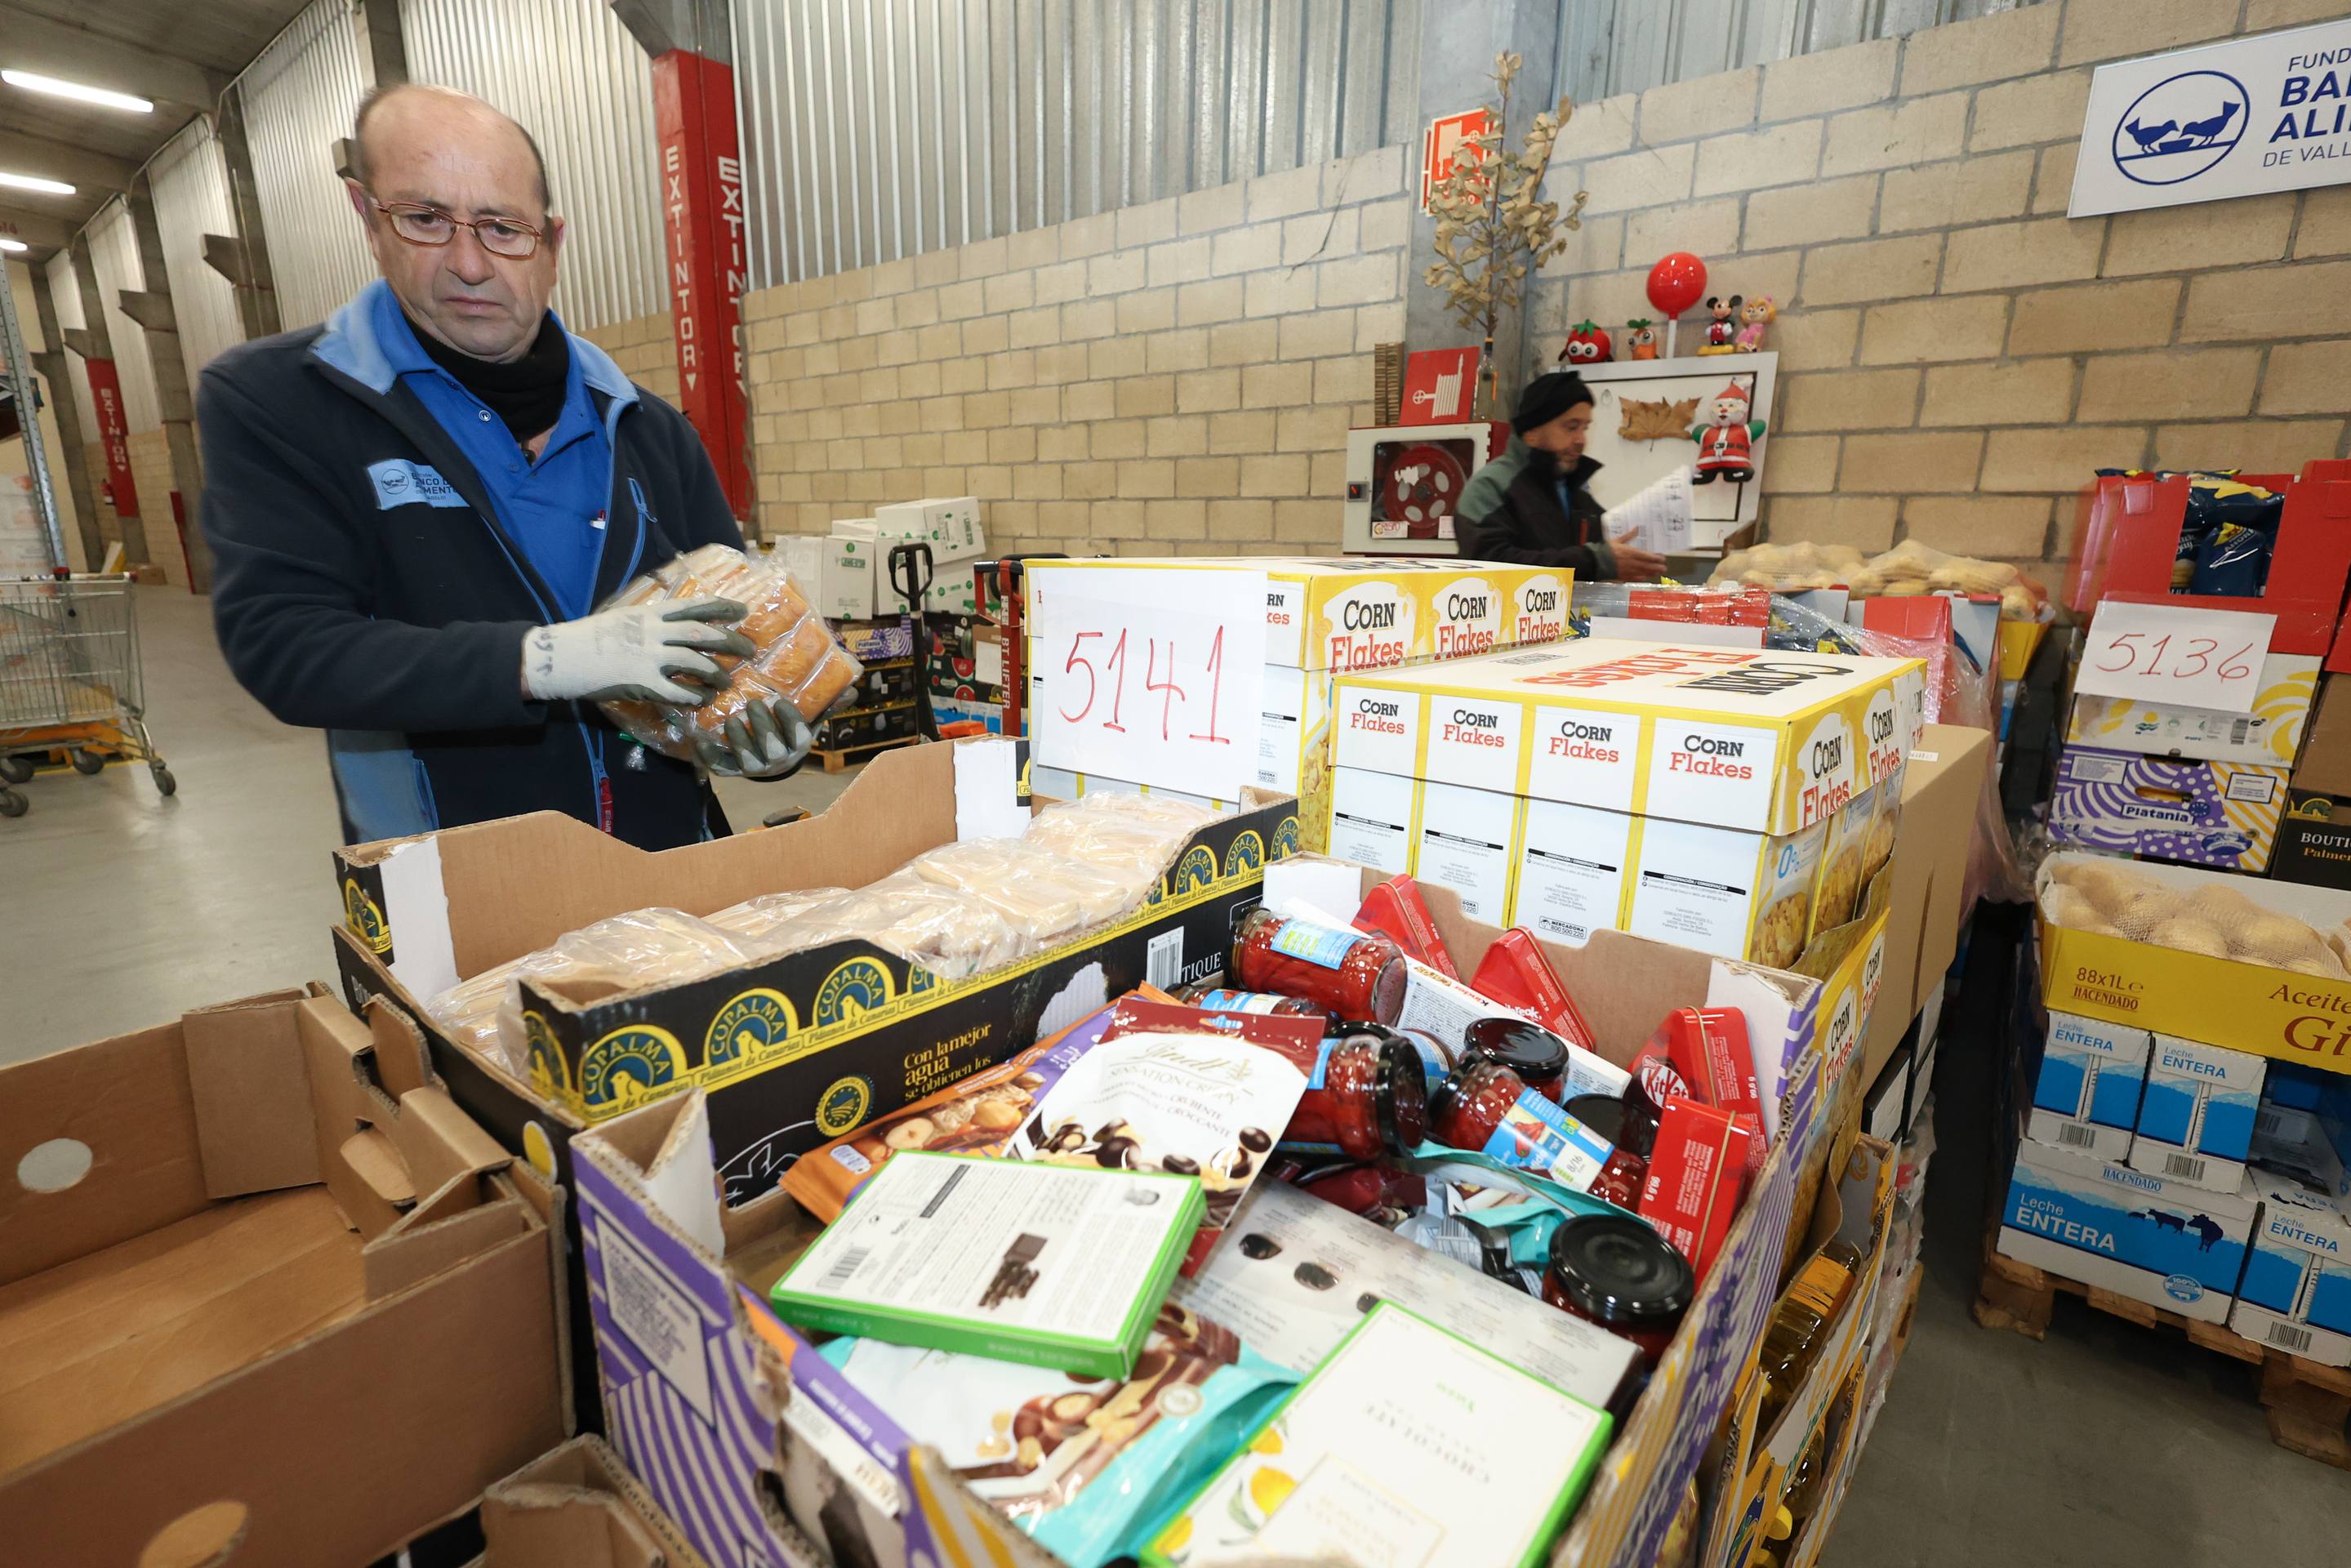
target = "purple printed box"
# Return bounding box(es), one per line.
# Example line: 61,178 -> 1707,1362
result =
2048,744 -> 2286,871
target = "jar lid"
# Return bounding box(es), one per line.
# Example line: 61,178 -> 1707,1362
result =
1566,1092 -> 1657,1160
1464,1018 -> 1570,1085
1335,1024 -> 1429,1154
1547,1214 -> 1694,1328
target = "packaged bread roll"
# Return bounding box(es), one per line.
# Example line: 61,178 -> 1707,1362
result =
906,839 -> 1138,945
707,887 -> 853,944
595,545 -> 863,761
425,906 -> 762,1075
1022,791 -> 1222,885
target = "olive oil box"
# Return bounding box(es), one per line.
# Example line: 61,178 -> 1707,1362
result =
2037,850 -> 2351,1076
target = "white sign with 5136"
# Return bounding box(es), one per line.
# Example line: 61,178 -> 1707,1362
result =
2072,600 -> 2277,715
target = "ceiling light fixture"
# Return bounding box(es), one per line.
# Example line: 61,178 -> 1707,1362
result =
0,172 -> 75,195
0,238 -> 27,253
1,69 -> 153,114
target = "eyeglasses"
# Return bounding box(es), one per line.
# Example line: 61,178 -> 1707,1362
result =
367,197 -> 545,259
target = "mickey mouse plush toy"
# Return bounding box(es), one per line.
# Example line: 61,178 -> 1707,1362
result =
1690,382 -> 1766,484
1697,294 -> 1741,355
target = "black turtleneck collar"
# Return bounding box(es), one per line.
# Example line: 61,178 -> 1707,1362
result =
409,311 -> 572,445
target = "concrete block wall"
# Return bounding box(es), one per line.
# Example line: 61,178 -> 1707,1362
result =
77,432 -> 191,587
736,145 -> 1413,552
1529,0 -> 2351,584
579,312 -> 683,407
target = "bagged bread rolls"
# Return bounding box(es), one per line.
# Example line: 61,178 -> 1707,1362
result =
424,906 -> 765,1075
596,544 -> 863,760
1022,791 -> 1220,885
906,838 -> 1137,946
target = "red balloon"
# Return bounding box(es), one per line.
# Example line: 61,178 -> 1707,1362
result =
1646,252 -> 1708,318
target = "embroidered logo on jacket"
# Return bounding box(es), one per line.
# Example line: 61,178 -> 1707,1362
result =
367,459 -> 468,510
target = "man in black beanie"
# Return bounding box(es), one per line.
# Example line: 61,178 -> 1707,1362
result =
1456,372 -> 1667,580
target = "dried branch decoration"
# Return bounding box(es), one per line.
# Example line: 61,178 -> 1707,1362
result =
1420,52 -> 1589,420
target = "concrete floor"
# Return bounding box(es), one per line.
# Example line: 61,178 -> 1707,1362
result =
11,587 -> 2349,1561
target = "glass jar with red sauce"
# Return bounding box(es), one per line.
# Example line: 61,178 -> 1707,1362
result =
1281,1024 -> 1428,1160
1543,1214 -> 1694,1365
1174,982 -> 1337,1027
1233,907 -> 1406,1022
1565,1094 -> 1652,1209
1430,1062 -> 1615,1192
1462,1018 -> 1570,1103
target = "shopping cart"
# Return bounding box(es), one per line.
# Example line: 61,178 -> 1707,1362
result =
0,574 -> 175,817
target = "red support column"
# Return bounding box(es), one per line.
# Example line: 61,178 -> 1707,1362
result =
650,49 -> 752,523
84,357 -> 141,518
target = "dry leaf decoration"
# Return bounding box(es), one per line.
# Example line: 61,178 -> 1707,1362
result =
1421,52 -> 1590,421
1620,394 -> 1700,443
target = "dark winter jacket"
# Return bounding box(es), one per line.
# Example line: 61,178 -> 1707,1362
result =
197,285 -> 742,849
1456,438 -> 1619,578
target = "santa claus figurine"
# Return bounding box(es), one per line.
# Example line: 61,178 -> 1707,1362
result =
1689,382 -> 1766,484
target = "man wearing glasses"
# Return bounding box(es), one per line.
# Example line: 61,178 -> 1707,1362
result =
198,84 -> 806,851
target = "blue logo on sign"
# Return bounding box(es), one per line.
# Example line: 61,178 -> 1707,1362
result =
2112,70 -> 2248,186
367,459 -> 468,510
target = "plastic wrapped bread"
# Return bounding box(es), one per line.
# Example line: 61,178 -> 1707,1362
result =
1021,791 -> 1220,885
595,543 -> 864,760
906,838 -> 1138,946
716,875 -> 1030,981
424,906 -> 768,1074
706,886 -> 853,945
2041,859 -> 2351,978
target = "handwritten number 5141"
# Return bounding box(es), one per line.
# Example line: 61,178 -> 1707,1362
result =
1058,627 -> 1231,744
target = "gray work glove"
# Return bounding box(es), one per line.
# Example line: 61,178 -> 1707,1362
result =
520,596 -> 755,705
696,699 -> 815,779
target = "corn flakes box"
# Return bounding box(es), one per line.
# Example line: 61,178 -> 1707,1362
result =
1332,640 -> 1921,836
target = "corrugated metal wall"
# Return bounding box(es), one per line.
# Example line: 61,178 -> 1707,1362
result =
402,0 -> 668,331
243,0 -> 376,332
1557,0 -> 2043,104
87,203 -> 163,435
42,251 -> 98,443
149,119 -> 247,378
733,0 -> 1424,287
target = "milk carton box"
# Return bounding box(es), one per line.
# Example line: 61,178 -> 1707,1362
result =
2028,1011 -> 2152,1160
2127,1034 -> 2268,1192
2232,1178 -> 2351,1365
1999,1142 -> 2258,1324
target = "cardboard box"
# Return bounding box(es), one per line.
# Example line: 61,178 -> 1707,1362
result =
2272,791 -> 2351,890
2126,1033 -> 2268,1192
875,497 -> 986,565
573,875 -> 1843,1568
1330,640 -> 1924,836
2231,1178 -> 2351,1365
1998,1141 -> 2257,1324
2037,851 -> 2351,1073
474,1437 -> 710,1568
332,741 -> 1292,1202
0,989 -> 565,1566
2047,745 -> 2288,871
1025,556 -> 1571,674
1857,728 -> 1993,1089
2066,653 -> 2318,768
1326,764 -> 1416,873
2025,1010 -> 2150,1161
1410,777 -> 1521,923
773,533 -> 878,620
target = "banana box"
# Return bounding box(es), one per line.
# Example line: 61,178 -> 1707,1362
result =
2047,746 -> 2287,872
1330,640 -> 1924,838
2066,653 -> 2318,768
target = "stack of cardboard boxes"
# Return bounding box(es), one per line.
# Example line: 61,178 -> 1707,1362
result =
1324,640 -> 1925,969
2014,856 -> 2351,1360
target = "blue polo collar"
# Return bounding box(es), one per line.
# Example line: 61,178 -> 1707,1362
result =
313,278 -> 637,409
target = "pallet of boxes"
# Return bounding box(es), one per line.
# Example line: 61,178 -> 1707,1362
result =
1990,484 -> 2351,1466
